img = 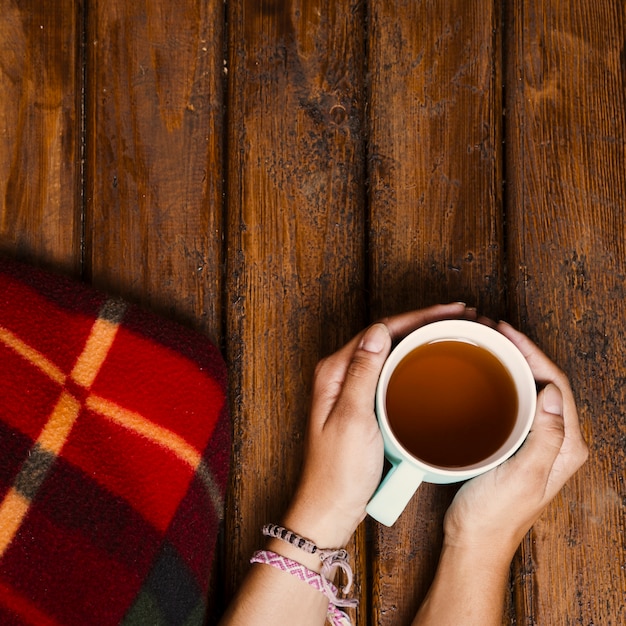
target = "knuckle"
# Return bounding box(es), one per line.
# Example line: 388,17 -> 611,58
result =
313,356 -> 329,380
545,422 -> 566,451
377,315 -> 393,327
346,352 -> 376,381
574,438 -> 590,466
313,357 -> 340,392
314,355 -> 340,384
555,369 -> 571,388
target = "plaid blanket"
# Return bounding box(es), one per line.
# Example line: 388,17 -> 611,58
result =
0,258 -> 230,625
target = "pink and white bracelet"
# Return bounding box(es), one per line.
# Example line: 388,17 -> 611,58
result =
251,550 -> 354,626
261,523 -> 356,606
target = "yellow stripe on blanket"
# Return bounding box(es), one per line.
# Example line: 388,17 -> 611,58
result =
0,490 -> 30,558
86,395 -> 203,471
37,392 -> 82,455
0,302 -> 124,559
70,317 -> 121,389
0,325 -> 66,386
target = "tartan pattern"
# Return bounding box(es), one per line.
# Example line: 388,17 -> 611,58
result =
0,258 -> 230,625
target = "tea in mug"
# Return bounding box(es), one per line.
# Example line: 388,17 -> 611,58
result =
385,340 -> 518,468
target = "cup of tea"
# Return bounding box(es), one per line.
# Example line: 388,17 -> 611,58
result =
366,319 -> 537,526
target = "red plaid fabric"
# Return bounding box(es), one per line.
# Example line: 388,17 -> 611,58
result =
0,258 -> 230,625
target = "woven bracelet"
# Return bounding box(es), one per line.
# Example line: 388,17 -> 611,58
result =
251,550 -> 353,626
261,524 -> 356,609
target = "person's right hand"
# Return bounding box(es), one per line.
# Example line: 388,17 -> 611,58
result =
281,303 -> 477,555
442,321 -> 589,560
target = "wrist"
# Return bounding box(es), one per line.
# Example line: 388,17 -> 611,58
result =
263,512 -> 355,577
443,507 -> 527,566
441,531 -> 518,575
279,505 -> 356,552
264,537 -> 325,574
414,538 -> 511,625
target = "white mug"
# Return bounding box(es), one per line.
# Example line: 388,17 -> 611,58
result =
366,319 -> 537,526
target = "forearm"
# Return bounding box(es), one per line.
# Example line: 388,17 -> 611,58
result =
219,561 -> 329,626
219,504 -> 354,626
412,541 -> 512,626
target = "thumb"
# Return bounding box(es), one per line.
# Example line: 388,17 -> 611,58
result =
507,383 -> 565,486
335,323 -> 391,414
541,383 -> 564,417
534,384 -> 566,454
359,323 -> 391,355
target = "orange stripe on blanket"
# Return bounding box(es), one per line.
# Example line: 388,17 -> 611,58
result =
37,303 -> 123,452
0,303 -> 124,561
0,392 -> 82,558
0,490 -> 30,558
70,317 -> 121,389
86,395 -> 203,471
37,392 -> 82,455
0,325 -> 66,386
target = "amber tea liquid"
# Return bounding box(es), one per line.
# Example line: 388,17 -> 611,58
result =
385,340 -> 518,468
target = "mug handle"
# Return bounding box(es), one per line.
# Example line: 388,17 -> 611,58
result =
366,461 -> 425,526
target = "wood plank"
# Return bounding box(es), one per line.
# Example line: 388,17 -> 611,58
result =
223,0 -> 367,622
0,0 -> 82,275
85,0 -> 225,340
367,1 -> 504,623
505,1 -> 626,623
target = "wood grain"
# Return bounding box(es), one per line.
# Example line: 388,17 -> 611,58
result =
0,0 -> 82,274
367,1 -> 504,623
224,0 -> 367,621
85,0 -> 225,340
2,1 -> 625,622
505,0 -> 626,623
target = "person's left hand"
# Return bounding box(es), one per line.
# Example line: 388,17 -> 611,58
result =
280,303 -> 477,550
442,321 -> 589,560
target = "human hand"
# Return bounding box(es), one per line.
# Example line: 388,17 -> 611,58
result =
280,303 -> 478,551
442,321 -> 589,561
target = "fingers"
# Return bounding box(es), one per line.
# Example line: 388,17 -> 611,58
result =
496,321 -> 568,387
513,384 -> 565,483
325,303 -> 474,371
502,384 -> 565,503
311,303 -> 475,424
506,383 -> 587,504
541,383 -> 564,415
310,323 -> 392,428
332,323 -> 392,417
497,323 -> 589,495
310,357 -> 348,429
497,321 -> 586,448
380,302 -> 477,342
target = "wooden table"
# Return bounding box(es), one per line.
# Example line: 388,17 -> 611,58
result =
1,1 -> 624,624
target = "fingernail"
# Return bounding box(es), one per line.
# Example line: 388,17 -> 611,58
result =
360,323 -> 389,353
542,384 -> 563,416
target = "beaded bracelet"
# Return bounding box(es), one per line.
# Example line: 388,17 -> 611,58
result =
261,524 -> 357,610
251,550 -> 352,626
263,523 -> 318,553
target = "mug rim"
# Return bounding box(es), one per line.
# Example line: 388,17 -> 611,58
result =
375,319 -> 537,477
